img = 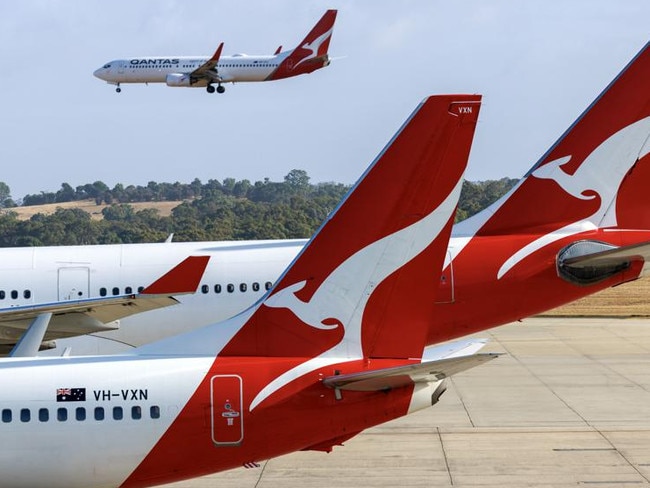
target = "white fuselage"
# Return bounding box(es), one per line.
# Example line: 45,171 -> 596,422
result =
94,53 -> 286,86
0,354 -> 213,488
0,240 -> 305,355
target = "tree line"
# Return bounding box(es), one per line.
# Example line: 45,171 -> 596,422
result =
0,171 -> 517,247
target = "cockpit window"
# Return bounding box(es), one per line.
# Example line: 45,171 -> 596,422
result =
103,64 -> 111,69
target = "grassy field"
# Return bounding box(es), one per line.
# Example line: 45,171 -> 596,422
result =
542,276 -> 650,317
9,199 -> 182,221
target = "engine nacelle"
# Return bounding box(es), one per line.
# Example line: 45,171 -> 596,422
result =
165,73 -> 192,87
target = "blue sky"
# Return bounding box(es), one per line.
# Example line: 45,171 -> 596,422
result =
0,1 -> 648,201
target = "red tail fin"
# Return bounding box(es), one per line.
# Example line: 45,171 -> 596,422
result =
457,41 -> 650,239
266,9 -> 337,80
222,95 -> 481,361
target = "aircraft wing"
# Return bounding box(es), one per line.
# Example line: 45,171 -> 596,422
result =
0,256 -> 210,354
323,339 -> 499,392
191,42 -> 224,81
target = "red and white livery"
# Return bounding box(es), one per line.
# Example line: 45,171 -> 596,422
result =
93,10 -> 337,93
0,94 -> 489,488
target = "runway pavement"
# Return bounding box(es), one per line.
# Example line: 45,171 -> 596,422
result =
163,317 -> 650,487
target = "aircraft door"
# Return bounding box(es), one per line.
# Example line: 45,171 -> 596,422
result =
58,267 -> 90,301
435,252 -> 454,304
118,61 -> 125,74
210,375 -> 243,446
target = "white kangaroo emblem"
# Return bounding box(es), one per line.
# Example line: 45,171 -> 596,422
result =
250,178 -> 464,410
293,28 -> 333,69
498,117 -> 650,279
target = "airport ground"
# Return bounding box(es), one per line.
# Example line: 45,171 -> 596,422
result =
162,312 -> 650,487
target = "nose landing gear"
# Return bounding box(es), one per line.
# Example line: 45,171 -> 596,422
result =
115,83 -> 121,93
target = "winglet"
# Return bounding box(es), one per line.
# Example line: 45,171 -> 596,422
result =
274,45 -> 282,55
209,42 -> 224,64
141,256 -> 210,295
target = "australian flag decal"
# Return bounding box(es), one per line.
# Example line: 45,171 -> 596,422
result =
56,387 -> 86,402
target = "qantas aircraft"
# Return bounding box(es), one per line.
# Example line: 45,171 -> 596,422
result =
3,41 -> 650,357
0,94 -> 494,488
93,9 -> 337,93
0,239 -> 305,355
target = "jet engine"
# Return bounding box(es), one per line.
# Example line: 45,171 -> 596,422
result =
165,73 -> 192,87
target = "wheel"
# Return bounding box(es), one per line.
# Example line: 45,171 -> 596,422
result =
116,87 -> 121,93
216,85 -> 225,94
206,85 -> 215,94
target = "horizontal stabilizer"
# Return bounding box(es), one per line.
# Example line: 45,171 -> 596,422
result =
323,353 -> 499,392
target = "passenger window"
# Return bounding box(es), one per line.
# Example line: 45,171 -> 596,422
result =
0,290 -> 4,299
201,284 -> 209,294
20,409 -> 30,422
125,286 -> 133,294
240,283 -> 247,292
94,407 -> 105,421
227,284 -> 234,293
214,284 -> 222,294
252,282 -> 260,292
38,408 -> 49,422
131,406 -> 142,420
57,408 -> 68,421
11,290 -> 18,300
150,405 -> 161,419
137,286 -> 145,293
76,407 -> 86,421
24,290 -> 31,299
99,287 -> 107,297
2,409 -> 11,423
113,406 -> 123,420
112,287 -> 120,296
265,281 -> 273,291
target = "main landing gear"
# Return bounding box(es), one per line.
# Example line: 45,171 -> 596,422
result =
207,83 -> 225,94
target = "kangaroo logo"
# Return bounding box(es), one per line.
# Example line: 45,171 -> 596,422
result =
249,178 -> 464,410
498,116 -> 650,279
293,27 -> 333,69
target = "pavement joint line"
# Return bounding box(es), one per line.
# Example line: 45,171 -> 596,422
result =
436,426 -> 454,486
585,352 -> 650,395
596,425 -> 650,484
253,460 -> 269,488
506,322 -> 650,484
497,328 -> 590,427
449,376 -> 475,428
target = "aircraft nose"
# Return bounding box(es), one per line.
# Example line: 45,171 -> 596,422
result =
93,68 -> 106,80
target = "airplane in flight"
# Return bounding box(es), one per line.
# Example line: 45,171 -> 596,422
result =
93,9 -> 337,93
0,93 -> 494,488
5,40 -> 650,358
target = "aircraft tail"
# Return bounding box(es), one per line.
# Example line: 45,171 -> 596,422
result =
455,41 -> 650,240
266,9 -> 337,81
219,95 -> 481,364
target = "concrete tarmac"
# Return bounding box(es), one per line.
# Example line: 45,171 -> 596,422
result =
162,317 -> 650,487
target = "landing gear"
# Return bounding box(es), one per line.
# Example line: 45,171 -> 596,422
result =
115,84 -> 121,93
207,84 -> 225,94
